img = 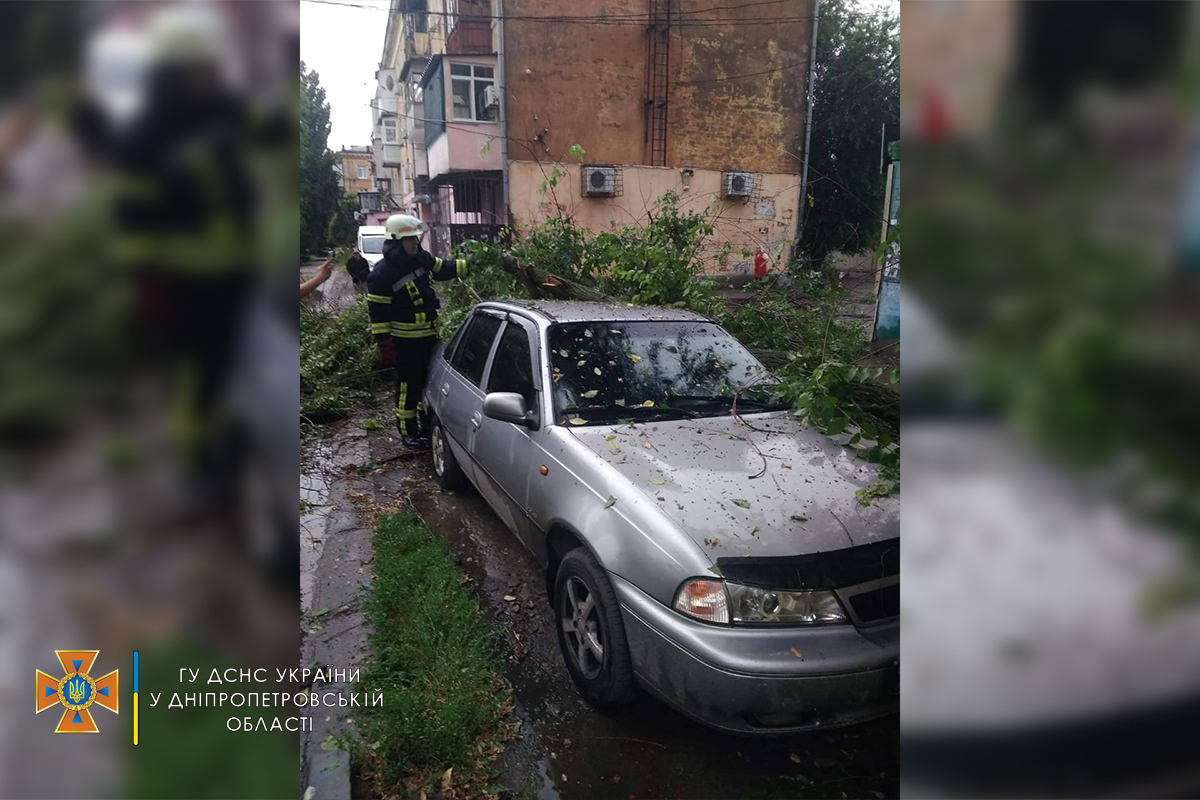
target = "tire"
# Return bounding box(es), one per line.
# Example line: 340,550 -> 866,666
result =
554,547 -> 637,707
430,417 -> 468,490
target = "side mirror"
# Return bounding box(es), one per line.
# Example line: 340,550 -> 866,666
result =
483,392 -> 536,429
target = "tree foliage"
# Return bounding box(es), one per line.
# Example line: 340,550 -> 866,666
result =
327,192 -> 360,247
797,0 -> 898,264
300,62 -> 340,258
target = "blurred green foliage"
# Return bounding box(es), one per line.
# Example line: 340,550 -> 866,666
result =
0,193 -> 131,445
126,638 -> 297,799
907,116 -> 1200,550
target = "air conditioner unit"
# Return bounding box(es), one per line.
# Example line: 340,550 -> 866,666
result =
583,165 -> 617,196
483,84 -> 500,109
723,171 -> 754,198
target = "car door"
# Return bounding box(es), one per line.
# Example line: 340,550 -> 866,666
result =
438,309 -> 504,485
471,314 -> 544,555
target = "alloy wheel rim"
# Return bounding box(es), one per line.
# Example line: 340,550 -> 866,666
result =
431,426 -> 444,475
561,576 -> 603,679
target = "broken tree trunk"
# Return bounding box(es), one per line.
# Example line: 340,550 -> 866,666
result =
499,259 -> 613,302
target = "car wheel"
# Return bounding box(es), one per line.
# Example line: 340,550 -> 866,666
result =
554,547 -> 637,707
430,418 -> 467,490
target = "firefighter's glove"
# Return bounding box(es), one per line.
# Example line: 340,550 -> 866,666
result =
377,338 -> 399,368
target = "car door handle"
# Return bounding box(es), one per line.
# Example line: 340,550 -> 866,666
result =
470,412 -> 482,429
440,382 -> 449,396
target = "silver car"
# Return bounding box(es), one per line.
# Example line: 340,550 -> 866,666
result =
424,300 -> 899,735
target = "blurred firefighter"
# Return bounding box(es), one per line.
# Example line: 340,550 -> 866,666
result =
367,214 -> 468,448
109,5 -> 287,500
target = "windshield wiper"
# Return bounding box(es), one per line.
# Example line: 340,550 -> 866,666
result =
664,395 -> 789,413
562,403 -> 699,422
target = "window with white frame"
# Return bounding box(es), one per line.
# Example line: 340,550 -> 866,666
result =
383,118 -> 398,144
357,164 -> 369,180
449,63 -> 496,122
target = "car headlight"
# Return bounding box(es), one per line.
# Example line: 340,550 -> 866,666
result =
674,579 -> 847,625
727,583 -> 847,624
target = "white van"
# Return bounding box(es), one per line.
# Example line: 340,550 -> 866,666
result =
356,226 -> 387,268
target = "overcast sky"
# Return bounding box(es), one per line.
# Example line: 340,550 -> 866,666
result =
298,0 -> 897,153
299,0 -> 389,152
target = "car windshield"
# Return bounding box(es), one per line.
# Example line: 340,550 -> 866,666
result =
548,320 -> 788,425
360,235 -> 385,254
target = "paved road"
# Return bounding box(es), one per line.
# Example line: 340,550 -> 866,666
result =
303,414 -> 898,800
301,258 -> 362,313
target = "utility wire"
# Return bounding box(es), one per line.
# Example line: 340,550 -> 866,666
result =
301,0 -> 885,26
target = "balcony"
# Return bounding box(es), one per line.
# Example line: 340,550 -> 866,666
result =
381,143 -> 404,167
430,224 -> 507,258
405,31 -> 431,63
445,0 -> 491,55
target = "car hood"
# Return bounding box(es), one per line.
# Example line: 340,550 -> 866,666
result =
568,412 -> 898,560
364,253 -> 384,267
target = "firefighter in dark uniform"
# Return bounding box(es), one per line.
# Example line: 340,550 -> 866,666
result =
367,214 -> 467,448
110,6 -> 290,489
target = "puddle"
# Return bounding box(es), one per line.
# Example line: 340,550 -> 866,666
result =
535,758 -> 562,800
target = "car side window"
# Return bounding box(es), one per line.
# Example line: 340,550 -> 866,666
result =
441,316 -> 468,363
451,313 -> 502,387
486,322 -> 535,409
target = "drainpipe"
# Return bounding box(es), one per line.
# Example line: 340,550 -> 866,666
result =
497,0 -> 510,226
794,0 -> 819,261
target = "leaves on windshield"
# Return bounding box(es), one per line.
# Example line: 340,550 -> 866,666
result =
550,323 -> 781,424
568,418 -> 587,425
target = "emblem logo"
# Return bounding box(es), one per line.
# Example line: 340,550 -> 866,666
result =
36,650 -> 118,733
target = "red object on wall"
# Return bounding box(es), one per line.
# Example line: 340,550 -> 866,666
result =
920,89 -> 949,144
753,250 -> 768,279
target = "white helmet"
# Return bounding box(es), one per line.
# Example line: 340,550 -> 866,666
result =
147,5 -> 228,67
384,214 -> 425,240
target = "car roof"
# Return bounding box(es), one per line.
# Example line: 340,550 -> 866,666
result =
483,299 -> 715,325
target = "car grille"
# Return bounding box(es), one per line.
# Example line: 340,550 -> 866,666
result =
716,537 -> 899,591
846,582 -> 899,624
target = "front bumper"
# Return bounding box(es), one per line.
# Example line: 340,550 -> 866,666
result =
613,573 -> 899,735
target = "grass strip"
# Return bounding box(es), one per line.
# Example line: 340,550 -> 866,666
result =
352,513 -> 514,798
